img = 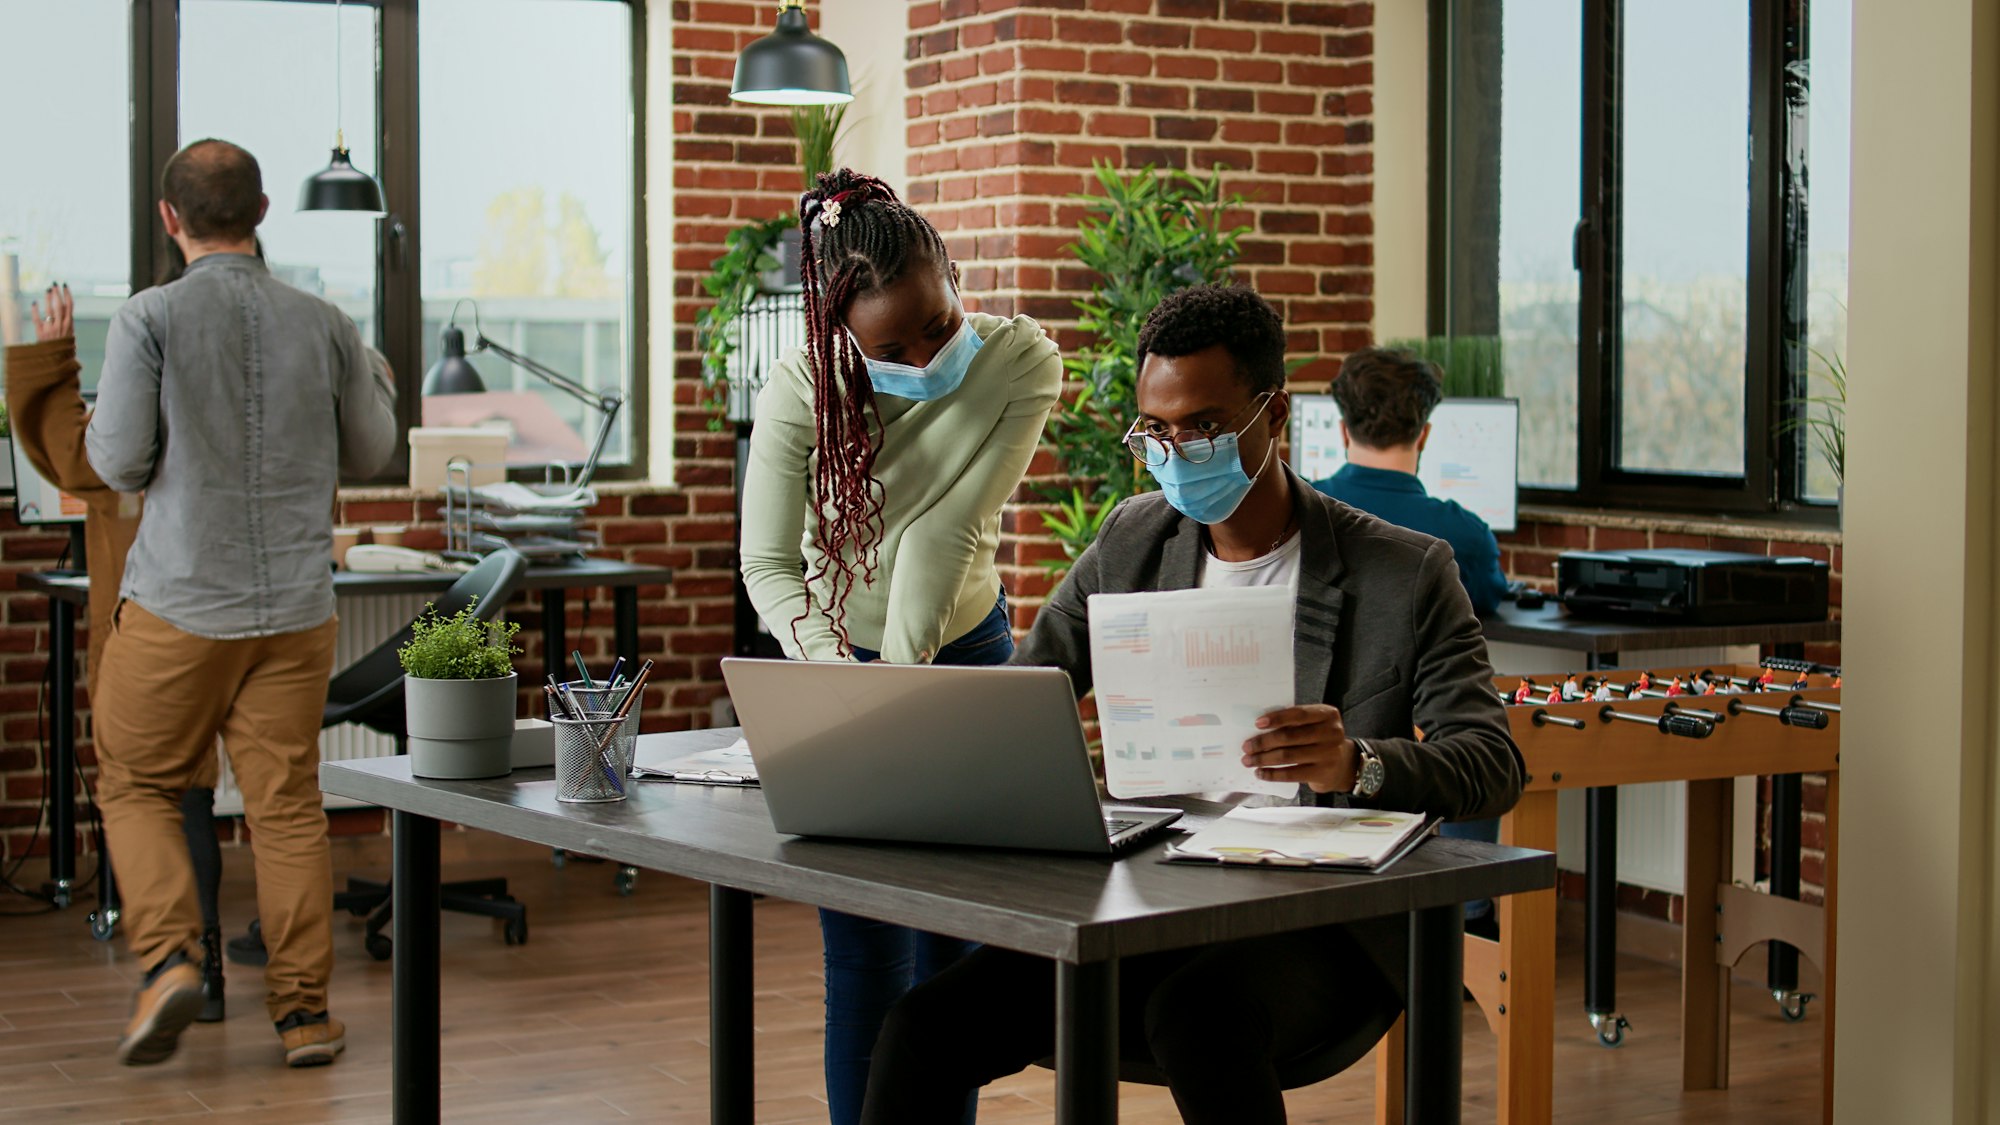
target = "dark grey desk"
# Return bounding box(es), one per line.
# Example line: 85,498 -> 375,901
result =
321,729 -> 1555,1125
23,557 -> 672,934
1477,600 -> 1841,1043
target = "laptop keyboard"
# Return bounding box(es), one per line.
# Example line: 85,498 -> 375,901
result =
1104,817 -> 1142,835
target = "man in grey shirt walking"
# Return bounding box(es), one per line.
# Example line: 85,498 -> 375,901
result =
86,139 -> 397,1068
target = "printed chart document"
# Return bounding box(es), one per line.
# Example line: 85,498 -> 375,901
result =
1164,806 -> 1434,871
1088,585 -> 1297,799
631,737 -> 759,786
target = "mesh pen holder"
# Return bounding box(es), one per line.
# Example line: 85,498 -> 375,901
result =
552,712 -> 638,804
561,682 -> 642,732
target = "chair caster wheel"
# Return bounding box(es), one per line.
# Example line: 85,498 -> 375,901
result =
1590,1011 -> 1629,1047
366,933 -> 393,961
1775,990 -> 1815,1022
615,867 -> 638,896
89,907 -> 120,942
503,919 -> 528,946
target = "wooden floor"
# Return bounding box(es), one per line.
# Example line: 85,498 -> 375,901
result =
0,833 -> 1826,1123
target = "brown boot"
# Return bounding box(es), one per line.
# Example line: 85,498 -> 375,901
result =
117,952 -> 205,1066
277,1010 -> 346,1068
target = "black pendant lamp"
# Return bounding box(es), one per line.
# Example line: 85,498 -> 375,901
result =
300,0 -> 384,213
730,0 -> 854,106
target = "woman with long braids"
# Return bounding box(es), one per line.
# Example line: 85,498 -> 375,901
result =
739,168 -> 1061,1124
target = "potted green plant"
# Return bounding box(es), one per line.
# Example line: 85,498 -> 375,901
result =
400,599 -> 522,779
1384,336 -> 1507,398
1038,163 -> 1251,576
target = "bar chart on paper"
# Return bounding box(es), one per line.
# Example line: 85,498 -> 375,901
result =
1087,585 -> 1297,799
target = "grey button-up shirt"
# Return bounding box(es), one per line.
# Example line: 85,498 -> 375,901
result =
86,252 -> 398,639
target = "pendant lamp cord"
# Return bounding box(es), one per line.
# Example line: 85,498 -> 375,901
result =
333,0 -> 345,152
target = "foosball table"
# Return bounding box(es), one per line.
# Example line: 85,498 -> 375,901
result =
1374,660 -> 1841,1125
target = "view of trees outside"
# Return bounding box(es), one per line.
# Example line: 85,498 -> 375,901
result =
2,0 -> 633,473
1496,1 -> 1582,489
1495,2 -> 1846,497
1803,0 -> 1851,502
419,0 -> 633,468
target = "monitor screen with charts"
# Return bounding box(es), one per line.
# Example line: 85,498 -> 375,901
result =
1289,395 -> 1519,533
12,436 -> 88,525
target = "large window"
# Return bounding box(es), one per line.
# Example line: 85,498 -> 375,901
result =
0,0 -> 132,390
181,0 -> 382,340
418,0 -> 636,469
1,0 -> 644,480
1433,0 -> 1845,515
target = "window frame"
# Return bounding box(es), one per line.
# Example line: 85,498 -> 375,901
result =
1427,0 -> 1832,521
126,0 -> 649,486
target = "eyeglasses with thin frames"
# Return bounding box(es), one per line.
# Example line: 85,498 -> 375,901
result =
1123,391 -> 1277,467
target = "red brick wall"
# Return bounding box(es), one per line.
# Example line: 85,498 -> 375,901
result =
899,0 -> 1379,626
1502,515 -> 1843,915
0,485 -> 735,867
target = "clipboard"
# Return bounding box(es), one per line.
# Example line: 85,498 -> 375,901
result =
1161,807 -> 1438,873
630,739 -> 760,787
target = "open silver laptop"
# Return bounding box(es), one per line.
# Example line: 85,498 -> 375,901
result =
719,658 -> 1182,854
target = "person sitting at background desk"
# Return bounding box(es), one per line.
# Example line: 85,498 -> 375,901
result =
5,281 -> 232,1021
1311,345 -> 1509,616
858,285 -> 1523,1125
1312,345 -> 1512,934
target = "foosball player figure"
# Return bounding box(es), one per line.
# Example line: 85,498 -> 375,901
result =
1513,679 -> 1537,705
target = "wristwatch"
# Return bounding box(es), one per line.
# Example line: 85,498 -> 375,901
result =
1351,739 -> 1385,800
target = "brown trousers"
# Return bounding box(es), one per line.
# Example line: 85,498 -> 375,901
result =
94,602 -> 339,1022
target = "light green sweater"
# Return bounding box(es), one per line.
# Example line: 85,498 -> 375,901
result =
740,312 -> 1062,663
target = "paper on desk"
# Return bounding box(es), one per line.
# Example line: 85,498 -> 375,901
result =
1165,805 -> 1431,870
631,738 -> 759,784
1087,585 -> 1297,799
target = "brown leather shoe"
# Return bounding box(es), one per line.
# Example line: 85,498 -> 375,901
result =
278,1012 -> 346,1068
117,955 -> 205,1066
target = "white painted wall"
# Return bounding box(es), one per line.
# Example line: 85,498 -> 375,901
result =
820,1 -> 912,195
1836,0 -> 2000,1119
1371,0 -> 1428,343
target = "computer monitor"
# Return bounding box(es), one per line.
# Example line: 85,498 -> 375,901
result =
12,435 -> 88,526
1289,395 -> 1520,534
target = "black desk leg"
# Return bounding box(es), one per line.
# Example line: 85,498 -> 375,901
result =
1767,639 -> 1810,1017
48,597 -> 76,908
541,588 -> 567,686
1406,904 -> 1465,1125
391,811 -> 441,1124
1056,958 -> 1118,1125
1583,651 -> 1626,1046
613,588 -> 640,668
710,885 -> 754,1125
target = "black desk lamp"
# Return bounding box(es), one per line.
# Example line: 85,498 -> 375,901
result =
422,301 -> 624,489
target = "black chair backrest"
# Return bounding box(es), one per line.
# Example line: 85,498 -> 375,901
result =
323,549 -> 529,737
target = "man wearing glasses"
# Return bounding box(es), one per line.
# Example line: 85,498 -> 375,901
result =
860,284 -> 1521,1125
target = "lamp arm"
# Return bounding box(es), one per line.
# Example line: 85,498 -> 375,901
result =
474,335 -> 624,414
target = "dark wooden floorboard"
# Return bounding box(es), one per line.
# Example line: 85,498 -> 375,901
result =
0,834 -> 1822,1122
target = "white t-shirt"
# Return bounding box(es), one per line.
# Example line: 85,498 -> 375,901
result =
1197,530 -> 1303,590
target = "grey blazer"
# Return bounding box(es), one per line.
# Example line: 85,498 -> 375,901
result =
1016,467 -> 1524,823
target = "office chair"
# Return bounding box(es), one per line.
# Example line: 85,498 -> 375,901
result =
231,549 -> 529,964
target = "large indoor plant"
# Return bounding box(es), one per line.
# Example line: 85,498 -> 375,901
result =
1039,162 -> 1250,576
695,102 -> 847,426
401,599 -> 522,779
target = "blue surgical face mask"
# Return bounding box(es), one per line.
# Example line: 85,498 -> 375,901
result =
848,316 -> 983,402
1144,399 -> 1279,525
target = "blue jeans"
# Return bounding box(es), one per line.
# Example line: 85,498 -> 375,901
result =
819,591 -> 1011,1125
1441,817 -> 1501,921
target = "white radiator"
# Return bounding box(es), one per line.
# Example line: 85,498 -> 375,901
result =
212,594 -> 432,816
1487,641 -> 1760,895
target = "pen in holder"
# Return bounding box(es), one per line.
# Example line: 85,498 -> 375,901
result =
551,710 -> 637,803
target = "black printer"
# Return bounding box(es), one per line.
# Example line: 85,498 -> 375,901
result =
1555,549 -> 1830,625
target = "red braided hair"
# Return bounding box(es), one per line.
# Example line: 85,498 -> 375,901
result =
793,169 -> 952,655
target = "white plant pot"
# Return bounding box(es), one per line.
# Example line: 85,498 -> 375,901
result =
406,672 -> 519,779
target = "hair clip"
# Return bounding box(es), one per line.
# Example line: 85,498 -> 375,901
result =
821,198 -> 843,228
